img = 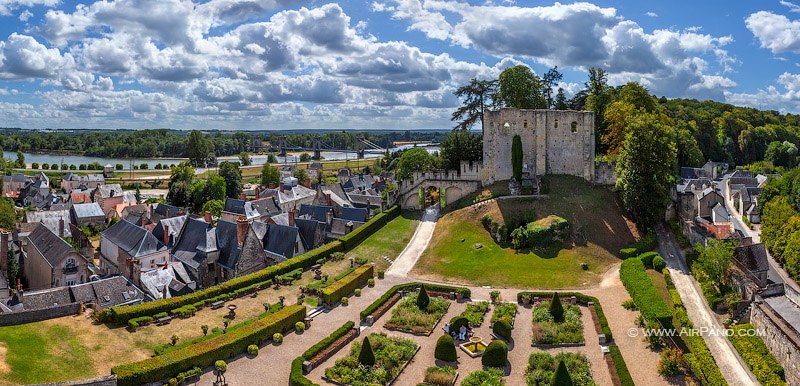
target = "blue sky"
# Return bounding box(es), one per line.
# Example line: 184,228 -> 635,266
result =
0,0 -> 798,129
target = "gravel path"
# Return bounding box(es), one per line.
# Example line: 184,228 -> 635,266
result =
385,206 -> 438,277
656,224 -> 758,386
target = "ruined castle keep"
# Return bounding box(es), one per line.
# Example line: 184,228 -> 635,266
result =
481,108 -> 596,184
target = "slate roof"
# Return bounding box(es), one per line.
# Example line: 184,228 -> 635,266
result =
347,192 -> 381,207
27,224 -> 78,268
734,243 -> 770,273
152,215 -> 187,247
214,220 -> 241,270
321,185 -> 351,207
330,218 -> 364,236
25,209 -> 71,238
102,219 -> 167,258
62,172 -> 104,182
261,222 -> 300,258
268,213 -> 290,226
96,184 -> 123,199
340,207 -> 368,222
90,276 -> 144,307
343,174 -> 375,192
680,167 -> 706,180
172,217 -> 216,270
23,286 -> 73,309
140,262 -> 195,299
676,178 -> 712,194
299,204 -> 333,222
250,197 -> 280,217
72,203 -> 104,219
152,203 -> 183,222
712,203 -> 730,223
223,198 -> 260,219
295,217 -> 325,251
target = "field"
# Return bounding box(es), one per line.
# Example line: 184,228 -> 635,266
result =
411,175 -> 636,288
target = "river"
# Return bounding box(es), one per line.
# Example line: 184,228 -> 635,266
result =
3,144 -> 439,169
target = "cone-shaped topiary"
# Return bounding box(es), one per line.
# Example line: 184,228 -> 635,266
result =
492,319 -> 512,341
552,360 -> 573,386
358,336 -> 376,367
550,292 -> 564,322
434,334 -> 458,362
481,340 -> 508,368
417,285 -> 430,311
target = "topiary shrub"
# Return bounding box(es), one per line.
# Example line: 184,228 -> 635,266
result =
552,360 -> 573,386
247,344 -> 258,356
368,278 -> 375,287
273,333 -> 283,344
449,316 -> 469,334
653,256 -> 666,272
620,247 -> 638,259
434,334 -> 458,362
492,319 -> 512,341
549,292 -> 564,322
481,340 -> 508,368
358,336 -> 375,366
639,252 -> 659,268
341,296 -> 349,306
214,360 -> 227,373
417,285 -> 430,311
295,321 -> 305,333
354,288 -> 361,297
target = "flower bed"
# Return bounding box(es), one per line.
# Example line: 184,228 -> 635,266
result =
360,283 -> 470,322
525,352 -> 595,386
324,333 -> 418,386
384,292 -> 450,335
461,369 -> 504,386
461,301 -> 489,326
421,366 -> 458,386
491,302 -> 518,325
531,300 -> 584,345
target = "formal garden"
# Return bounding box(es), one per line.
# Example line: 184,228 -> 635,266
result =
412,175 -> 637,288
531,293 -> 585,345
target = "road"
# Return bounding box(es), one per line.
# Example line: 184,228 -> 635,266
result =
385,206 -> 438,277
656,224 -> 758,386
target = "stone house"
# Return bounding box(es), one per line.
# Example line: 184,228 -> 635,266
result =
70,203 -> 105,228
24,209 -> 71,238
99,219 -> 169,284
258,177 -> 316,212
94,184 -> 136,218
61,173 -> 104,194
171,216 -> 219,288
1,174 -> 32,196
697,188 -> 725,219
215,219 -> 285,282
24,224 -> 90,290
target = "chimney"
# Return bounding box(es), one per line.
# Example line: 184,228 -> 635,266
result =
236,216 -> 248,245
326,209 -> 334,225
163,225 -> 169,246
59,217 -> 65,238
162,284 -> 168,299
326,193 -> 332,206
239,191 -> 246,201
288,210 -> 295,227
304,178 -> 311,188
268,182 -> 275,189
0,230 -> 8,272
255,187 -> 260,198
204,211 -> 212,223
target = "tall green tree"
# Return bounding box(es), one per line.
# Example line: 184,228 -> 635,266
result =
496,65 -> 547,109
542,66 -> 563,109
554,88 -> 569,110
397,148 -> 437,179
6,248 -> 18,289
616,114 -> 677,228
219,161 -> 243,199
167,162 -> 195,207
15,150 -> 24,168
695,239 -> 735,287
512,134 -> 523,181
187,130 -> 214,167
452,78 -> 498,132
585,67 -> 612,153
0,199 -> 15,230
260,163 -> 281,187
238,152 -> 253,166
439,130 -> 483,170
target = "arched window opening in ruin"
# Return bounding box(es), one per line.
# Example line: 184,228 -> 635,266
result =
571,121 -> 578,133
554,119 -> 558,128
523,120 -> 528,128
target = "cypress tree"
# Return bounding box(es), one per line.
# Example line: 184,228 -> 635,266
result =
417,285 -> 430,311
550,292 -> 564,322
552,360 -> 573,386
358,336 -> 375,366
512,134 -> 523,181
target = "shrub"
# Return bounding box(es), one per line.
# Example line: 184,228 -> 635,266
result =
354,288 -> 361,296
610,345 -> 634,386
377,270 -> 385,279
511,215 -> 570,248
552,360 -> 572,386
549,292 -> 564,322
619,259 -> 673,328
620,247 -> 638,259
449,316 -> 469,334
658,348 -> 684,377
417,285 -> 431,310
321,264 -> 373,305
295,322 -> 305,333
482,340 -> 508,368
621,299 -> 637,310
729,324 -> 785,385
360,283 -> 470,322
491,303 -> 517,325
639,251 -> 659,268
201,325 -> 209,336
341,297 -> 349,306
368,278 -> 375,287
424,366 -> 457,386
247,345 -> 258,356
653,256 -> 667,272
461,369 -> 504,386
273,333 -> 283,344
357,336 -> 376,366
434,334 -> 457,362
493,319 -> 512,341
214,360 -> 227,373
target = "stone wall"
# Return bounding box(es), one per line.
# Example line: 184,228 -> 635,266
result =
784,282 -> 800,308
750,301 -> 800,385
0,302 -> 80,326
594,161 -> 617,186
482,109 -> 595,184
32,375 -> 117,386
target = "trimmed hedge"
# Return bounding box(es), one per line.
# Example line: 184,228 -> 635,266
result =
653,256 -> 666,272
609,345 -> 634,386
619,232 -> 657,258
619,259 -> 673,328
112,305 -> 306,386
492,319 -> 512,341
729,324 -> 785,386
322,264 -> 374,305
338,205 -> 400,249
638,251 -> 659,268
516,291 -> 612,341
290,321 -> 356,386
360,283 -> 471,321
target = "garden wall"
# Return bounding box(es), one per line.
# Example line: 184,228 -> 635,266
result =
751,301 -> 800,386
0,303 -> 80,327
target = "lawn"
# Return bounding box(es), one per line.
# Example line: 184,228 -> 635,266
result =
412,175 -> 636,288
346,211 -> 421,271
0,322 -> 95,385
